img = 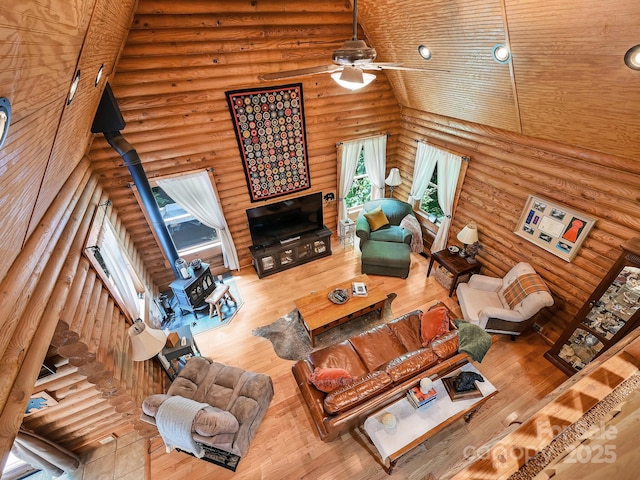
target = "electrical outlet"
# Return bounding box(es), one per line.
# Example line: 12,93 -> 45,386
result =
98,434 -> 116,445
532,322 -> 542,332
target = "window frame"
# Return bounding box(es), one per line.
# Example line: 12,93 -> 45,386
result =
152,185 -> 221,256
130,171 -> 223,266
411,153 -> 470,239
84,207 -> 146,324
416,165 -> 444,226
344,146 -> 372,215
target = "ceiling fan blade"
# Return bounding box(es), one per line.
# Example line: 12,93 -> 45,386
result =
258,64 -> 341,81
362,63 -> 451,73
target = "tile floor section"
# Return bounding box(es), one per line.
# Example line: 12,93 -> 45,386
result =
33,431 -> 148,480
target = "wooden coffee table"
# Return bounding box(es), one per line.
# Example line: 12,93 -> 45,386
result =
361,363 -> 497,474
294,274 -> 387,347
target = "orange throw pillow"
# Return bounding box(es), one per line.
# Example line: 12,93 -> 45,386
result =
308,367 -> 354,393
420,306 -> 450,346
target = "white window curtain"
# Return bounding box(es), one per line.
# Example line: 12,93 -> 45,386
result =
431,153 -> 463,252
101,219 -> 141,320
338,140 -> 363,222
157,171 -> 240,270
407,142 -> 439,204
362,135 -> 387,200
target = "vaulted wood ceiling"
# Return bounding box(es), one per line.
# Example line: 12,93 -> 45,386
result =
86,0 -> 640,289
2,0 -> 640,461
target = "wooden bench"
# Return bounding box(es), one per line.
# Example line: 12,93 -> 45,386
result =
205,283 -> 237,319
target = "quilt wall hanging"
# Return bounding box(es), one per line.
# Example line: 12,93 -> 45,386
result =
226,83 -> 310,202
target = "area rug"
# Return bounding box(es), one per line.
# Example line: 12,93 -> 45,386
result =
252,293 -> 397,361
161,271 -> 244,335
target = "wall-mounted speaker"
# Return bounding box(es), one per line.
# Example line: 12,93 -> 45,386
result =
91,82 -> 125,134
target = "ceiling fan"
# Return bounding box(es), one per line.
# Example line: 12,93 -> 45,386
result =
258,0 -> 446,90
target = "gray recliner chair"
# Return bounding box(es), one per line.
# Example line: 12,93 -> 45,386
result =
141,356 -> 273,470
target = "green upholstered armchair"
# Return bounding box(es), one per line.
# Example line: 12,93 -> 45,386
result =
356,198 -> 415,249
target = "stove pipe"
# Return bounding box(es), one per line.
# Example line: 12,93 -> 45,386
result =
92,84 -> 181,278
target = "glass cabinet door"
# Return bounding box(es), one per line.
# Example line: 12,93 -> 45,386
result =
558,265 -> 640,371
546,237 -> 640,377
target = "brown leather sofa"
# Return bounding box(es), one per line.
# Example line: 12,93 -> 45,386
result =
291,305 -> 471,442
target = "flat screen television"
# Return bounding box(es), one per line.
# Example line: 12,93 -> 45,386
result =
246,192 -> 324,247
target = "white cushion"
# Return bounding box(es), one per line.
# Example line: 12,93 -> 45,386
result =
457,282 -> 504,327
457,262 -> 554,332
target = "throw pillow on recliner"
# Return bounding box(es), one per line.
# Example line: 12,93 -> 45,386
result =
363,206 -> 390,231
502,273 -> 550,309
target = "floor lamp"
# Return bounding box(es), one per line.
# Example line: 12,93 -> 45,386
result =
129,319 -> 167,361
385,168 -> 402,197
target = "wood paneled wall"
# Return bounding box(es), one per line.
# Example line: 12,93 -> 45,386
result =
88,0 -> 403,289
0,0 -> 136,284
396,107 -> 640,342
0,160 -> 162,465
358,0 -> 640,160
359,0 -> 520,133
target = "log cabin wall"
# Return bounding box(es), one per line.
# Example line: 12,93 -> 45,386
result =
87,0 -> 402,290
395,108 -> 640,343
0,0 -> 163,466
2,0 -> 640,471
0,159 -> 163,463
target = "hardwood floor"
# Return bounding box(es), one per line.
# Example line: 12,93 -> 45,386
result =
148,246 -> 568,479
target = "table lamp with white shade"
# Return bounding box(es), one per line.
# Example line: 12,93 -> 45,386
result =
385,168 -> 402,197
456,224 -> 479,262
128,319 -> 167,361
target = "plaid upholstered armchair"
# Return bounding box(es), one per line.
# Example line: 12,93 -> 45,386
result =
456,262 -> 554,337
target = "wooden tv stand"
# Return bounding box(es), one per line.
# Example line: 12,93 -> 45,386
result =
249,227 -> 332,278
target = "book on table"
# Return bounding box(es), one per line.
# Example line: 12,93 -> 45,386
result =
406,386 -> 437,409
352,282 -> 368,297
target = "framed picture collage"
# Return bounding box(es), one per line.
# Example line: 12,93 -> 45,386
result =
514,195 -> 595,262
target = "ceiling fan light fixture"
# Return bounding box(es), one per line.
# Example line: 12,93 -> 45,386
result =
624,44 -> 640,70
332,40 -> 377,66
331,67 -> 375,91
492,44 -> 511,64
418,45 -> 432,60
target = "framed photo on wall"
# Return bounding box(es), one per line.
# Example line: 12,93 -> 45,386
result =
514,195 -> 595,262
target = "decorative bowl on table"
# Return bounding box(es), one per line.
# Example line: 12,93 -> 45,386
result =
328,288 -> 350,304
447,246 -> 460,254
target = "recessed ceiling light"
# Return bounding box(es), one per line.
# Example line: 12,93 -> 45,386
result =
492,44 -> 511,64
0,97 -> 12,149
95,64 -> 104,86
68,70 -> 81,105
418,45 -> 432,60
624,44 -> 640,70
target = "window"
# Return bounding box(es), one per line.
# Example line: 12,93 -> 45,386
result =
419,166 -> 444,224
344,147 -> 371,209
152,186 -> 219,254
84,205 -> 146,323
2,452 -> 38,480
